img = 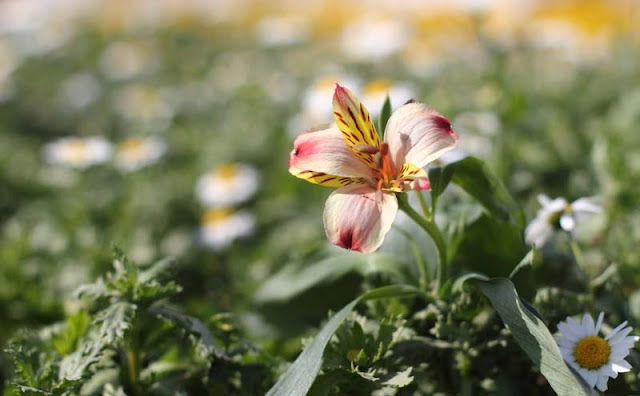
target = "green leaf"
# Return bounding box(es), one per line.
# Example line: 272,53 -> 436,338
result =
93,302 -> 136,343
53,311 -> 90,356
254,253 -> 402,304
377,95 -> 392,137
473,278 -> 596,396
265,285 -> 422,396
509,248 -> 539,301
428,165 -> 455,209
152,306 -> 226,358
451,208 -> 526,277
382,367 -> 413,388
447,157 -> 525,229
58,340 -> 105,382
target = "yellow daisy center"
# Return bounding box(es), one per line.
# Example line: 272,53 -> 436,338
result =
120,138 -> 145,152
364,79 -> 392,94
202,208 -> 233,224
573,335 -> 611,370
66,141 -> 89,161
214,164 -> 239,182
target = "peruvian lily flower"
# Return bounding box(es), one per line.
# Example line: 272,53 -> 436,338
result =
289,84 -> 458,253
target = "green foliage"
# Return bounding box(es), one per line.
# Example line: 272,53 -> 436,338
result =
472,278 -> 597,396
5,251 -> 272,395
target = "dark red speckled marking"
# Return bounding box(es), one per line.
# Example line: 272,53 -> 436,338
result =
432,115 -> 453,134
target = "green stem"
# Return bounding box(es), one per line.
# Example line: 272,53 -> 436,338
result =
397,194 -> 448,293
415,190 -> 432,219
126,321 -> 141,393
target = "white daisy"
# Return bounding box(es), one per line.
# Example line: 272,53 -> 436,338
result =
255,15 -> 310,47
199,208 -> 255,251
360,79 -> 416,119
339,16 -> 410,62
58,72 -> 101,110
556,312 -> 638,391
114,137 -> 167,172
525,194 -> 601,247
43,136 -> 113,169
99,41 -> 157,81
195,163 -> 259,207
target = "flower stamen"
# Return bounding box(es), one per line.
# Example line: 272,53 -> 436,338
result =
573,335 -> 611,370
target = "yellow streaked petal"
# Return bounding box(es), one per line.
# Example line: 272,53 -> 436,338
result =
397,162 -> 430,191
332,84 -> 380,168
289,166 -> 366,188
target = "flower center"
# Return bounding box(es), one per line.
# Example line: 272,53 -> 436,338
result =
573,335 -> 611,370
214,164 -> 239,182
119,139 -> 146,160
65,141 -> 89,161
202,208 -> 234,224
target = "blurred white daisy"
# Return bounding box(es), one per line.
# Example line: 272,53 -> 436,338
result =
99,41 -> 157,81
195,163 -> 259,207
113,84 -> 174,131
57,72 -> 101,110
115,137 -> 166,172
255,15 -> 310,47
199,208 -> 255,251
340,15 -> 410,62
556,312 -> 638,391
43,136 -> 113,169
288,75 -> 360,137
525,194 -> 601,247
302,75 -> 361,122
360,79 -> 416,119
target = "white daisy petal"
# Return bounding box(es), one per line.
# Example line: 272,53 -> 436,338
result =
582,313 -> 595,335
606,320 -> 629,340
612,360 -> 632,373
608,327 -> 633,344
595,375 -> 608,392
594,312 -> 604,334
583,369 -> 598,388
558,321 -> 581,340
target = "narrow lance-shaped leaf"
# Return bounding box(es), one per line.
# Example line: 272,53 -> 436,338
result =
266,284 -> 423,396
378,95 -> 392,138
472,278 -> 597,396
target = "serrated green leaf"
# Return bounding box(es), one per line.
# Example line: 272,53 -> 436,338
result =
152,307 -> 226,358
265,284 -> 422,396
382,367 -> 413,388
378,95 -> 392,137
58,340 -> 105,382
473,278 -> 596,396
447,157 -> 525,229
94,302 -> 136,343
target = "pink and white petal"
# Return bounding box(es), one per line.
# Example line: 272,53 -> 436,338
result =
323,185 -> 398,254
384,102 -> 458,169
290,126 -> 375,178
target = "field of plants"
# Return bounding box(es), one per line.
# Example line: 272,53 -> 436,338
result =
1,0 -> 640,394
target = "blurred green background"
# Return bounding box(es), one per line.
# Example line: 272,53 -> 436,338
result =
1,0 -> 640,393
